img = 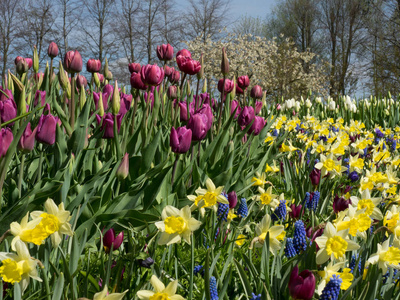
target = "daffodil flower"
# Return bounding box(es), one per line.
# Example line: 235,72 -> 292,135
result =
30,198 -> 74,248
348,154 -> 364,173
93,285 -> 128,300
265,161 -> 280,173
315,222 -> 360,264
350,189 -> 383,220
367,239 -> 400,274
155,206 -> 202,246
334,206 -> 371,239
250,214 -> 284,255
10,212 -> 46,250
256,186 -> 279,209
137,275 -> 185,300
317,262 -> 354,294
0,240 -> 42,292
251,172 -> 268,186
314,153 -> 347,178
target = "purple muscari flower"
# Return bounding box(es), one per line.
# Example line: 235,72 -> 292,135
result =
348,171 -> 359,182
375,128 -> 384,138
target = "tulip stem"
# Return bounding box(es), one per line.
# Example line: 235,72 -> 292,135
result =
189,233 -> 195,299
18,154 -> 25,198
171,155 -> 179,188
131,93 -> 139,135
37,147 -> 44,184
70,73 -> 75,131
217,77 -> 226,134
180,73 -> 187,92
113,114 -> 122,159
195,78 -> 201,110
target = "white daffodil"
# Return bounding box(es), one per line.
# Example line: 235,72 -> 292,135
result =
315,222 -> 360,264
31,198 -> 74,248
249,214 -> 284,255
350,189 -> 383,220
0,240 -> 42,292
314,153 -> 347,178
10,212 -> 44,250
93,285 -> 128,300
155,206 -> 202,246
137,275 -> 185,300
334,206 -> 371,239
367,239 -> 400,274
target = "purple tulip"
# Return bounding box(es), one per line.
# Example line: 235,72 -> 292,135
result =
64,50 -> 83,73
87,59 -> 101,73
144,90 -> 155,110
288,266 -> 315,300
195,104 -> 213,131
176,56 -> 201,75
140,64 -> 164,86
248,116 -> 265,135
164,65 -> 174,77
289,204 -> 303,219
36,104 -> 58,145
237,106 -> 255,127
187,113 -> 209,141
157,44 -> 174,61
217,79 -> 234,94
228,191 -> 237,208
333,195 -> 351,213
15,58 -> 29,75
0,97 -> 17,125
237,75 -> 250,89
25,58 -> 33,69
309,168 -> 321,186
128,62 -> 141,74
255,101 -> 262,114
0,88 -> 13,102
167,85 -> 177,99
96,113 -> 122,139
176,49 -> 191,58
48,42 -> 59,58
130,72 -> 148,90
18,123 -> 37,153
168,69 -> 180,84
93,92 -> 108,111
170,127 -> 192,154
34,90 -> 46,107
231,100 -> 241,118
250,85 -> 263,99
0,128 -> 13,158
116,153 -> 129,180
236,84 -> 244,95
75,74 -> 88,89
103,228 -> 124,253
119,93 -> 132,116
178,101 -> 195,122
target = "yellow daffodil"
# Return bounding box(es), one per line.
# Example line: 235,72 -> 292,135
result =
334,206 -> 371,239
349,154 -> 364,173
93,285 -> 128,300
30,198 -> 74,248
155,206 -> 202,246
314,153 -> 347,178
249,214 -> 284,255
383,205 -> 400,232
256,186 -> 279,209
315,222 -> 360,264
350,189 -> 383,220
10,212 -> 46,250
251,172 -> 268,186
367,239 -> 400,274
265,161 -> 280,173
235,234 -> 246,247
317,262 -> 354,294
137,275 -> 185,300
0,240 -> 42,292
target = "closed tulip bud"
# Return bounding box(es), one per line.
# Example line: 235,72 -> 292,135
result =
33,46 -> 39,73
230,76 -> 236,99
176,56 -> 201,75
237,75 -> 250,89
197,53 -> 204,79
168,70 -> 180,84
176,49 -> 191,58
289,204 -> 303,219
157,43 -> 174,61
228,191 -> 237,208
112,80 -> 120,115
309,168 -> 321,186
248,116 -> 265,136
75,74 -> 87,90
34,72 -> 44,89
104,57 -> 109,77
333,195 -> 351,213
221,47 -> 229,76
164,65 -> 173,77
170,126 -> 192,153
167,85 -> 177,99
116,152 -> 129,180
58,61 -> 69,90
140,64 -> 164,86
14,56 -> 24,66
0,128 -> 13,158
48,42 -> 59,58
255,101 -> 262,114
98,93 -> 105,116
250,85 -> 263,99
7,72 -> 13,93
202,78 -> 207,93
288,265 -> 315,300
36,104 -> 58,145
217,79 -> 234,94
87,59 -> 101,73
237,106 -> 255,127
94,72 -> 101,88
103,228 -> 124,253
0,96 -> 17,125
106,70 -> 113,81
79,85 -> 86,110
130,72 -> 147,90
186,80 -> 191,97
128,62 -> 141,74
178,101 -> 194,122
18,123 -> 37,153
187,113 -> 209,141
16,58 -> 29,75
64,50 -> 83,73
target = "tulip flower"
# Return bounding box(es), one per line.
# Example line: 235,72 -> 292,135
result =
170,126 -> 192,154
15,58 -> 29,75
103,228 -> 124,253
96,113 -> 122,139
195,104 -> 213,131
0,97 -> 17,125
176,49 -> 191,58
87,59 -> 101,73
36,104 -> 58,145
47,42 -> 59,58
75,74 -> 87,89
309,168 -> 321,186
18,123 -> 37,153
157,43 -> 174,61
130,72 -> 148,90
289,204 -> 303,219
221,47 -> 229,75
164,65 -> 174,76
255,101 -> 263,114
236,84 -> 244,95
119,93 -> 132,116
230,100 -> 241,118
248,116 -> 265,135
168,69 -> 180,84
217,78 -> 234,94
167,85 -> 177,99
178,101 -> 194,122
228,191 -> 237,208
288,265 -> 315,300
237,106 -> 255,127
250,85 -> 263,99
237,75 -> 250,89
116,153 -> 129,180
33,90 -> 46,107
0,88 -> 12,102
64,50 -> 83,73
128,62 -> 141,74
176,56 -> 201,75
333,195 -> 351,213
0,128 -> 13,158
140,64 -> 164,86
187,113 -> 209,141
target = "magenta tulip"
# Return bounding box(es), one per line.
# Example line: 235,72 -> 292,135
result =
128,62 -> 141,74
75,74 -> 88,90
178,101 -> 195,122
64,50 -> 83,73
288,265 -> 315,300
187,113 -> 209,141
237,106 -> 255,127
176,49 -> 191,58
25,58 -> 33,69
15,58 -> 29,75
164,65 -> 174,77
228,191 -> 237,208
309,168 -> 321,186
236,84 -> 244,95
237,75 -> 250,89
333,195 -> 351,213
103,228 -> 124,253
248,116 -> 265,135
96,113 -> 123,139
217,79 -> 234,94
130,72 -> 148,90
0,128 -> 13,158
18,123 -> 37,153
231,100 -> 241,119
87,59 -> 101,73
0,97 -> 17,125
140,64 -> 164,86
168,69 -> 180,84
36,104 -> 58,145
195,104 -> 213,131
250,85 -> 263,99
119,93 -> 132,116
33,90 -> 46,107
48,42 -> 59,58
167,85 -> 177,99
157,44 -> 174,61
170,127 -> 192,154
176,56 -> 201,75
289,204 -> 303,219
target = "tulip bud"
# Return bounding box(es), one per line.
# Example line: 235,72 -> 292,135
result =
116,153 -> 129,180
7,71 -> 13,92
217,79 -> 234,94
16,58 -> 29,75
103,228 -> 124,253
58,61 -> 69,91
221,47 -> 229,76
48,42 -> 59,58
112,80 -> 120,115
79,85 -> 86,110
64,50 -> 83,73
18,123 -> 37,153
167,86 -> 177,99
197,53 -> 204,80
186,80 -> 191,97
250,85 -> 263,99
98,93 -> 105,116
36,104 -> 58,145
333,195 -> 351,213
75,74 -> 87,90
33,45 -> 39,73
202,78 -> 207,93
164,65 -> 173,77
34,72 -> 44,89
94,72 -> 100,88
228,191 -> 237,208
288,266 -> 315,300
0,128 -> 13,158
104,57 -> 109,77
289,204 -> 303,219
170,127 -> 192,153
237,75 -> 250,89
128,62 -> 141,74
309,168 -> 321,186
106,70 -> 113,81
231,75 -> 236,99
18,87 -> 26,115
87,59 -> 101,73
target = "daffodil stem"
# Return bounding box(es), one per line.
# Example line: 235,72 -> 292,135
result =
171,155 -> 179,187
40,264 -> 51,300
189,234 -> 195,299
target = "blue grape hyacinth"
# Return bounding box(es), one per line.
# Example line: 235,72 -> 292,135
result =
284,237 -> 297,258
320,275 -> 342,300
237,198 -> 248,218
293,220 -> 307,253
210,276 -> 219,300
271,200 -> 287,221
